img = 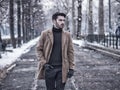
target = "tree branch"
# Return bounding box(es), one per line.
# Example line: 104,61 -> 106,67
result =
116,0 -> 120,3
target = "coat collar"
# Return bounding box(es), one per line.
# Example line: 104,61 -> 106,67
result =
47,29 -> 66,48
47,29 -> 53,44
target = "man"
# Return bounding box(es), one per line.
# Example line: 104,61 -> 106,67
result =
36,12 -> 74,90
115,26 -> 120,49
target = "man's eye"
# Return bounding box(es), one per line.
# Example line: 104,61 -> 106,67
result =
59,19 -> 65,21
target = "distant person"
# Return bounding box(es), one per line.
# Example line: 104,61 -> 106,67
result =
36,12 -> 75,90
115,26 -> 120,49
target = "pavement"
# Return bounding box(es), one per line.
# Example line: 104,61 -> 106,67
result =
0,44 -> 120,90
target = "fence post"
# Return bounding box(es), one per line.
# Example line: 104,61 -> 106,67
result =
103,35 -> 105,46
118,38 -> 120,46
109,33 -> 111,46
116,36 -> 118,49
107,35 -> 108,47
113,35 -> 114,48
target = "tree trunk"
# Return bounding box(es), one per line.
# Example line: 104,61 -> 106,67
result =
98,0 -> 104,35
72,0 -> 76,39
9,0 -> 16,48
87,0 -> 93,42
17,0 -> 21,47
32,14 -> 35,38
88,0 -> 93,35
28,1 -> 31,40
22,1 -> 26,43
25,14 -> 29,42
26,1 -> 31,41
77,0 -> 82,39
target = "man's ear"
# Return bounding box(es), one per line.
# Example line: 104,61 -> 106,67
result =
52,20 -> 56,24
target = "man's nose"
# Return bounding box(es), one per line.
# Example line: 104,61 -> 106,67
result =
62,21 -> 65,24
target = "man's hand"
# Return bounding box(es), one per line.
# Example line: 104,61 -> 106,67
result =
43,64 -> 54,70
67,69 -> 74,78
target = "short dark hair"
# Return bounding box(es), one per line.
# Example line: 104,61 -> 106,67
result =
52,12 -> 66,20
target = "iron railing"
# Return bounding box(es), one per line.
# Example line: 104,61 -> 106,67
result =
86,34 -> 120,49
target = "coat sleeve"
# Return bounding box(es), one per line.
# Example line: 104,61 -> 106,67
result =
67,33 -> 75,70
36,31 -> 46,63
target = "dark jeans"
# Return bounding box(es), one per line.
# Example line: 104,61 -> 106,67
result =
45,66 -> 65,90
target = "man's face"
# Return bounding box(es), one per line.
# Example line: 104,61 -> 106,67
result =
53,16 -> 65,29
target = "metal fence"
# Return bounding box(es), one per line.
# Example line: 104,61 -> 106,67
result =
86,34 -> 120,49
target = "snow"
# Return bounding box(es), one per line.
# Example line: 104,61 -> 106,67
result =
0,36 -> 85,70
73,39 -> 86,47
0,37 -> 40,69
0,36 -> 97,70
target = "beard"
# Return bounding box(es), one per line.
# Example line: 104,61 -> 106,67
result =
56,23 -> 64,29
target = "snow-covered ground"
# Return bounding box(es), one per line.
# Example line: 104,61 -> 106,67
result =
73,39 -> 85,47
0,37 -> 40,69
1,35 -> 119,70
0,37 -> 85,70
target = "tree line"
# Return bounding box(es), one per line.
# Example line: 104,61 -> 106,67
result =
0,0 -> 44,48
0,0 -> 120,48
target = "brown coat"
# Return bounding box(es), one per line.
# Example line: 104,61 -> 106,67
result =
36,29 -> 74,83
